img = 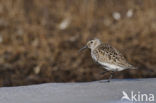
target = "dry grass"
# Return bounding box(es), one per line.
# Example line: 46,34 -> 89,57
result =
0,0 -> 155,86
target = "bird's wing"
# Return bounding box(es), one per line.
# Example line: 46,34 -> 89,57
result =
96,43 -> 131,68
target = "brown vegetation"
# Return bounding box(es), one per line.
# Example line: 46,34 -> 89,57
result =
0,0 -> 155,86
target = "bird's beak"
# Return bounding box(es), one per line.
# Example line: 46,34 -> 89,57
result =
79,45 -> 88,53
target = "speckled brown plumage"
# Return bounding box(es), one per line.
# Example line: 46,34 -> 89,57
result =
79,38 -> 136,82
93,43 -> 133,69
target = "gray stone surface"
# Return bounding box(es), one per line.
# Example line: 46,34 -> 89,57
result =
0,78 -> 155,103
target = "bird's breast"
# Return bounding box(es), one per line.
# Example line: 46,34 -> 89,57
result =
91,51 -> 97,61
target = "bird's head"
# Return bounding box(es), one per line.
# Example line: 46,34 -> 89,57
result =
79,38 -> 101,52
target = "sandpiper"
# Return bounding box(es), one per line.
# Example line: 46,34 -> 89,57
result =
79,38 -> 136,82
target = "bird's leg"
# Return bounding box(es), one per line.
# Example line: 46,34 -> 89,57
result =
100,70 -> 109,74
107,71 -> 114,82
99,71 -> 113,83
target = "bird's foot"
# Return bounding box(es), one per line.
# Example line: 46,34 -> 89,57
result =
99,80 -> 110,83
107,79 -> 110,82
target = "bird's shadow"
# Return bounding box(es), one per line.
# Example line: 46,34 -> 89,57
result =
92,78 -> 142,83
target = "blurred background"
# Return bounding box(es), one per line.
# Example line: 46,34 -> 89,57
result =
0,0 -> 155,87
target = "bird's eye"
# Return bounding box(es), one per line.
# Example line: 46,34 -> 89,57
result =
90,41 -> 93,43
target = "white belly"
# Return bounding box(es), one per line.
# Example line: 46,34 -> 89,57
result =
91,52 -> 124,71
98,62 -> 124,71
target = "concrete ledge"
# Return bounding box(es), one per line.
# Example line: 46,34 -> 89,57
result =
0,78 -> 156,103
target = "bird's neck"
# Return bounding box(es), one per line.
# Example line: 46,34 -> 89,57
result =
91,44 -> 100,51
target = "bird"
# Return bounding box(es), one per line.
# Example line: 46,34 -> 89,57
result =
79,38 -> 136,82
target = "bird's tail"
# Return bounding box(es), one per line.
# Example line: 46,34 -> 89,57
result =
128,65 -> 137,69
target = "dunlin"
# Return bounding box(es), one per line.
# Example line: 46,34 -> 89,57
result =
79,38 -> 136,82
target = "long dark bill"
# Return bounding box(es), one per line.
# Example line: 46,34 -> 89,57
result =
78,45 -> 88,53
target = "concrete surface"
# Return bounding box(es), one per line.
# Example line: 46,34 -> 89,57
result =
0,78 -> 155,103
